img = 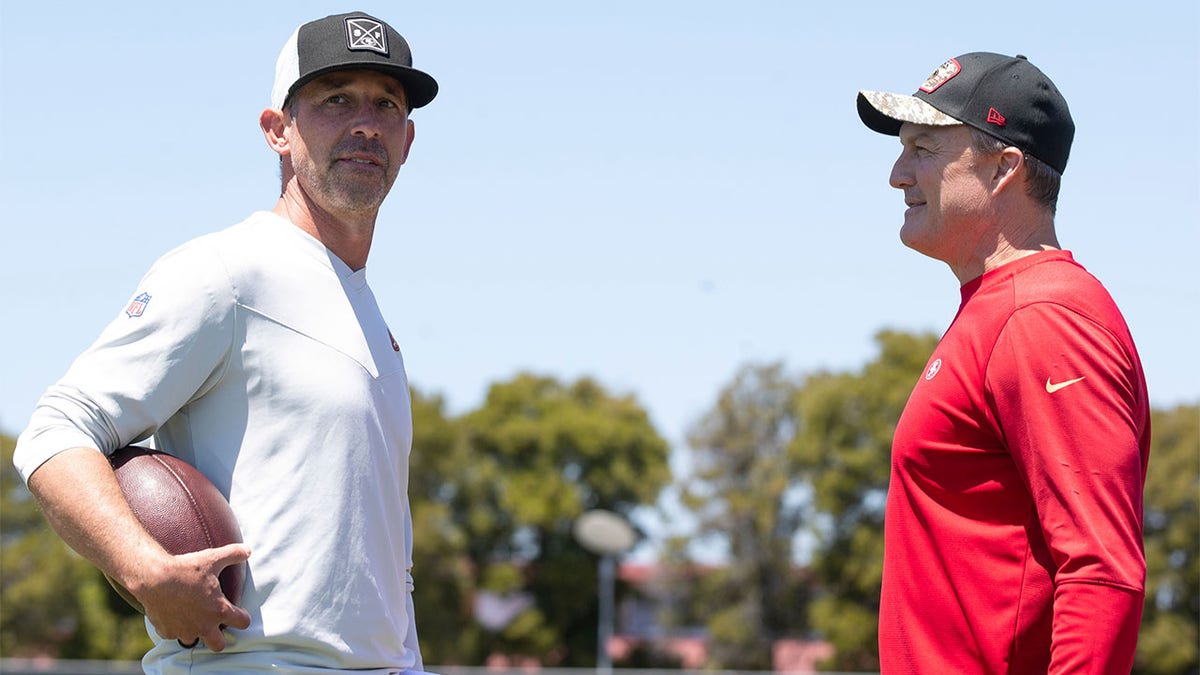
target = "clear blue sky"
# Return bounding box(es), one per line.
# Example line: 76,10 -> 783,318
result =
2,3 -> 1197,554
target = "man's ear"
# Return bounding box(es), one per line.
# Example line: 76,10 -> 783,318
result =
260,108 -> 291,157
398,119 -> 416,166
992,146 -> 1025,195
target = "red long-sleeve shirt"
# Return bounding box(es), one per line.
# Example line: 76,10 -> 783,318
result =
880,250 -> 1150,674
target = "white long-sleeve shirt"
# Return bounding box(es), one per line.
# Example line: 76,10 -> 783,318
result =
16,211 -> 422,673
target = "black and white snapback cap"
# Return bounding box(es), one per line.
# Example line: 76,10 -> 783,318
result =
271,11 -> 438,110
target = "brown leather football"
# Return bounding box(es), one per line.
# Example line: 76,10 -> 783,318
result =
104,446 -> 246,614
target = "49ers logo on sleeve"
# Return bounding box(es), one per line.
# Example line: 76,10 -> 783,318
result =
924,358 -> 943,381
125,292 -> 152,318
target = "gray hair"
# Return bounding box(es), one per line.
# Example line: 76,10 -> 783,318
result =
970,128 -> 1062,214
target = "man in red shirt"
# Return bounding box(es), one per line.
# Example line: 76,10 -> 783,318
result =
857,53 -> 1151,673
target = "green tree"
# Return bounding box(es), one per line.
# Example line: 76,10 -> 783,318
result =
0,432 -> 151,659
410,374 -> 670,666
408,388 -> 482,664
1134,403 -> 1200,675
680,362 -> 809,669
790,330 -> 937,671
669,332 -> 936,670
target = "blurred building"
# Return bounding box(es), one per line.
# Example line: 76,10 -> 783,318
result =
607,564 -> 833,673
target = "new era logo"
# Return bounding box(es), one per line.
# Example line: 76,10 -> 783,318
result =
345,17 -> 388,55
987,107 -> 1006,126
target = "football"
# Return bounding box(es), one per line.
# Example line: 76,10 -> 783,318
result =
105,446 -> 246,614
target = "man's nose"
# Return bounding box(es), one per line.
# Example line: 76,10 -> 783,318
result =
889,152 -> 913,190
350,103 -> 383,138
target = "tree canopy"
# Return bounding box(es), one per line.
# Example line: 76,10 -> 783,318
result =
1135,404 -> 1200,674
672,330 -> 937,670
680,362 -> 808,669
410,374 -> 671,665
789,330 -> 938,671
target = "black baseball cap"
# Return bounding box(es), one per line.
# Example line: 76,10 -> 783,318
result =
857,52 -> 1074,174
271,12 -> 438,110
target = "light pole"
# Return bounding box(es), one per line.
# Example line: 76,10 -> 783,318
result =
573,509 -> 636,675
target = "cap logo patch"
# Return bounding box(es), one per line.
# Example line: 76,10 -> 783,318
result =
919,58 -> 961,93
987,107 -> 1007,126
125,292 -> 152,318
345,17 -> 388,55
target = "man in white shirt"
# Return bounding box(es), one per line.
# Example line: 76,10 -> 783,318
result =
14,12 -> 437,673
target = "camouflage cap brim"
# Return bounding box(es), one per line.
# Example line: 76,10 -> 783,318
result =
856,90 -> 961,136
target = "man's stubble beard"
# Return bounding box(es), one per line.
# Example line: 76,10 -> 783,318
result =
293,144 -> 397,214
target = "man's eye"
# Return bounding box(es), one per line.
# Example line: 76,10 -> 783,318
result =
325,94 -> 348,104
378,99 -> 398,109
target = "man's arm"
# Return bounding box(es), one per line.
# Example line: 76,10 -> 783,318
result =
28,447 -> 250,651
990,303 -> 1149,672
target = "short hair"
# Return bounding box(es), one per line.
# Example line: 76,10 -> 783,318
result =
970,128 -> 1062,214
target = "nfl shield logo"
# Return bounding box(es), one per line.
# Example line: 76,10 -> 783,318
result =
125,292 -> 151,318
346,17 -> 388,55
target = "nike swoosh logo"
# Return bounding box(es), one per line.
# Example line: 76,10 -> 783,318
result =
1046,376 -> 1086,393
